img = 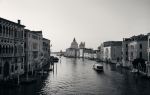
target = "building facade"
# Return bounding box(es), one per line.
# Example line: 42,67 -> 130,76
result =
84,48 -> 93,59
42,38 -> 50,66
97,43 -> 104,61
103,41 -> 122,63
24,29 -> 43,73
122,34 -> 148,68
65,38 -> 79,57
0,18 -> 25,80
79,42 -> 85,58
122,38 -> 131,67
147,33 -> 150,76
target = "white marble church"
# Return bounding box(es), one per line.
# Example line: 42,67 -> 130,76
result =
65,38 -> 85,58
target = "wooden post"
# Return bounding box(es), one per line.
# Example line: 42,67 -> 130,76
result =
17,74 -> 20,85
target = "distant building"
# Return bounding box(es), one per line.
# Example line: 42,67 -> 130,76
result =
0,18 -> 25,80
65,38 -> 79,57
103,41 -> 122,63
122,38 -> 131,67
97,43 -> 104,61
122,34 -> 148,67
79,42 -> 85,58
65,38 -> 86,58
84,48 -> 93,59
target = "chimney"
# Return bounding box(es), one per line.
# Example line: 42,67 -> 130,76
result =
18,20 -> 21,25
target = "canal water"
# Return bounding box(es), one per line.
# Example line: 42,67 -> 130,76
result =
1,56 -> 150,95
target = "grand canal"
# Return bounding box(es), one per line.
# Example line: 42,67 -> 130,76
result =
1,56 -> 150,95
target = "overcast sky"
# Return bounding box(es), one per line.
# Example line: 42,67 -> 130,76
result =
1,0 -> 150,52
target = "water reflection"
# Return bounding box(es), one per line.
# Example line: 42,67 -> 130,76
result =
1,57 -> 150,95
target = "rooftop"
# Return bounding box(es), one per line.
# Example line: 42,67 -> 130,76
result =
0,17 -> 25,27
103,41 -> 122,47
123,34 -> 148,42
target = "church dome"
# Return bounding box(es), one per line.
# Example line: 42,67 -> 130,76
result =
79,42 -> 85,48
70,38 -> 78,49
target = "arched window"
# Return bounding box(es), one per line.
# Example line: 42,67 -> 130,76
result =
14,29 -> 17,37
21,46 -> 23,54
11,46 -> 14,54
0,24 -> 2,35
0,45 -> 1,54
6,46 -> 8,54
14,46 -> 17,54
8,46 -> 11,54
3,26 -> 5,36
6,27 -> 8,37
3,46 -> 6,54
2,46 -> 4,54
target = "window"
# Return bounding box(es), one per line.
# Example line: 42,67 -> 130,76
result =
33,51 -> 38,58
33,43 -> 38,49
140,44 -> 142,49
140,52 -> 142,58
21,58 -> 23,62
149,39 -> 150,47
149,52 -> 150,61
0,66 -> 2,74
21,31 -> 24,38
131,52 -> 133,59
15,58 -> 17,63
15,30 -> 17,37
0,24 -> 2,35
11,65 -> 14,72
126,51 -> 128,56
21,64 -> 23,69
6,27 -> 8,36
24,32 -> 26,37
0,45 -> 1,54
126,57 -> 128,61
126,44 -> 128,48
15,65 -> 18,70
15,46 -> 17,54
3,27 -> 5,35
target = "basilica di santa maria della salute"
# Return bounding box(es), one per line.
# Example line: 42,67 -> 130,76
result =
65,38 -> 85,58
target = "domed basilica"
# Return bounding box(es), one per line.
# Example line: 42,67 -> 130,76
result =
65,38 -> 85,58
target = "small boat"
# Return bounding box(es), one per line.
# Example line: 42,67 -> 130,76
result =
93,63 -> 103,71
50,56 -> 59,62
53,57 -> 59,62
131,68 -> 138,73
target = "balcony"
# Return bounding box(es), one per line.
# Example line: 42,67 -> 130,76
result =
0,53 -> 25,58
14,53 -> 25,57
0,53 -> 14,57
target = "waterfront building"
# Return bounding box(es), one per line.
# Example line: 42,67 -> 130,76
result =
0,18 -> 25,80
103,41 -> 122,63
24,29 -> 43,74
97,43 -> 104,61
122,38 -> 131,67
122,34 -> 148,68
147,33 -> 150,77
84,48 -> 93,59
42,38 -> 50,66
91,50 -> 97,60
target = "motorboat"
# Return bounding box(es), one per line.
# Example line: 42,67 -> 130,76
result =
93,63 -> 103,71
50,56 -> 59,62
53,57 -> 59,62
131,68 -> 138,73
